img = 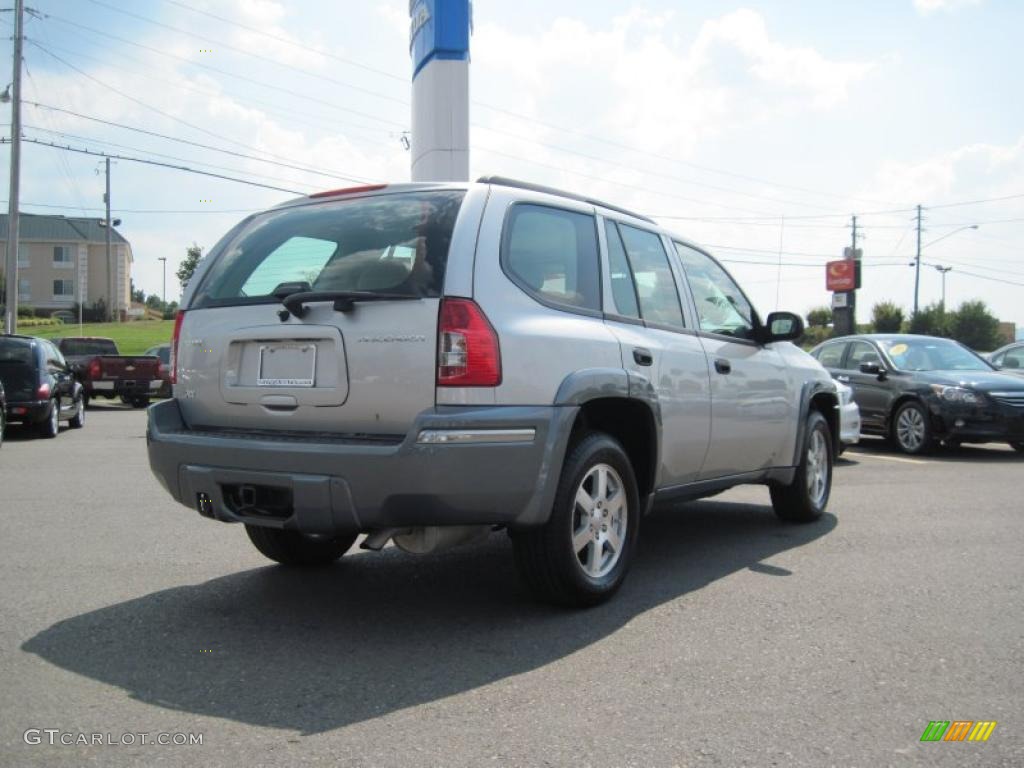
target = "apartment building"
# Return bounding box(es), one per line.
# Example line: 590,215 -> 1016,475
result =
0,213 -> 133,317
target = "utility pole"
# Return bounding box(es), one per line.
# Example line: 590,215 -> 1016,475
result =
913,204 -> 923,316
851,214 -> 858,253
158,256 -> 167,308
936,265 -> 953,308
104,157 -> 113,321
3,0 -> 24,335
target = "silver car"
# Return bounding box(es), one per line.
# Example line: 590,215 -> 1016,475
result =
147,177 -> 839,606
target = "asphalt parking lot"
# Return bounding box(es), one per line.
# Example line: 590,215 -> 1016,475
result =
0,406 -> 1022,767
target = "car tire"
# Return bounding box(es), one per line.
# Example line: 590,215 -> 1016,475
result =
82,394 -> 91,410
245,525 -> 358,567
131,397 -> 150,409
770,409 -> 832,523
891,400 -> 931,455
511,432 -> 640,607
37,399 -> 60,439
69,394 -> 85,429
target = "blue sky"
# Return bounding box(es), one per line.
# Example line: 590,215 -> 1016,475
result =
1,0 -> 1021,331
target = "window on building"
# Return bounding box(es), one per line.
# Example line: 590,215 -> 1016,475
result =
17,244 -> 29,267
53,245 -> 74,267
18,278 -> 30,300
53,279 -> 75,299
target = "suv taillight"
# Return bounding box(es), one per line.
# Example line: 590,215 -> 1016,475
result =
437,298 -> 501,387
36,382 -> 51,399
170,310 -> 185,385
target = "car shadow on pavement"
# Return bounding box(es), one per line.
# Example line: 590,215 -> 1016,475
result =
23,501 -> 835,735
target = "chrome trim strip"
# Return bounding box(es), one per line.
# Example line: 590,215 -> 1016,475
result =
416,428 -> 536,445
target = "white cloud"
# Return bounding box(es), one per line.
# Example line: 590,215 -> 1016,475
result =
912,0 -> 983,15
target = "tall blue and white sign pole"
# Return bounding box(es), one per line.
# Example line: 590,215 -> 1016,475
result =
409,0 -> 471,182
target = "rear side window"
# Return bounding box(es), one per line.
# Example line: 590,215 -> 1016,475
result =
814,342 -> 847,368
502,204 -> 600,312
191,191 -> 465,307
604,221 -> 640,320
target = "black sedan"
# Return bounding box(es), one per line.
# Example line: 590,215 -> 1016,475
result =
810,334 -> 1024,454
0,335 -> 85,438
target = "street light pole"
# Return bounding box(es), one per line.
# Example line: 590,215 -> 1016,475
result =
935,265 -> 953,308
913,205 -> 923,317
3,0 -> 24,335
158,257 -> 166,308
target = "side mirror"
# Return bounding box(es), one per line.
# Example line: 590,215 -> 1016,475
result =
859,361 -> 886,378
761,311 -> 804,343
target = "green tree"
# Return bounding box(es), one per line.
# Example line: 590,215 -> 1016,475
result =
806,306 -> 832,328
908,302 -> 949,337
947,300 -> 1001,351
871,301 -> 904,333
176,243 -> 203,289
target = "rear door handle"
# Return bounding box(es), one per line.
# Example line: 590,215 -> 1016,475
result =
714,358 -> 731,375
633,348 -> 654,366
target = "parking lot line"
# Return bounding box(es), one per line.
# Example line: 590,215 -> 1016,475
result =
846,450 -> 927,465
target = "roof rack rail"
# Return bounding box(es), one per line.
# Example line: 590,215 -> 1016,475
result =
476,176 -> 655,224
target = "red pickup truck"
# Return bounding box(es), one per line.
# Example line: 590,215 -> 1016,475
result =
55,337 -> 163,408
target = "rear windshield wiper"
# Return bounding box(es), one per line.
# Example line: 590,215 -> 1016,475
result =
280,290 -> 420,317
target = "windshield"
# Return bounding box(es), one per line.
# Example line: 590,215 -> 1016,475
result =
60,339 -> 118,356
879,338 -> 994,372
190,191 -> 465,308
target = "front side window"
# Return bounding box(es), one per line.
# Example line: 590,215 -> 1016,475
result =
674,244 -> 755,339
846,341 -> 882,370
191,191 -> 465,308
815,342 -> 847,368
617,224 -> 684,329
503,204 -> 600,312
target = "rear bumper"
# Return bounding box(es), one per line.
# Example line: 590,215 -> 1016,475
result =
5,399 -> 51,424
146,399 -> 577,534
86,379 -> 162,397
838,402 -> 861,445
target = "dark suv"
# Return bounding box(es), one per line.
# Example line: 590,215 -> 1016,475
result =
0,335 -> 85,438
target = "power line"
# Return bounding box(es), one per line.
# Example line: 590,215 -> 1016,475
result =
37,13 -> 408,129
161,0 -> 406,83
5,137 -> 306,194
24,38 -> 399,147
24,124 -> 325,190
27,102 -> 374,185
2,200 -> 257,214
83,0 -> 408,107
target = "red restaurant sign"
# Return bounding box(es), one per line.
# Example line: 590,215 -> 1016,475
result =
826,260 -> 856,292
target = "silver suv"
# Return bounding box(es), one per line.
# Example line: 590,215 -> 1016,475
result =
147,177 -> 838,606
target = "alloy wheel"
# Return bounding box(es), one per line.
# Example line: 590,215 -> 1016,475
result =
805,428 -> 829,507
572,463 -> 628,579
896,406 -> 925,452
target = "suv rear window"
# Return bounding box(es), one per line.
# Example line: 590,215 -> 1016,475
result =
190,191 -> 465,308
0,339 -> 36,365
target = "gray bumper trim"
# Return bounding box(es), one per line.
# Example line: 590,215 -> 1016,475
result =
147,399 -> 577,534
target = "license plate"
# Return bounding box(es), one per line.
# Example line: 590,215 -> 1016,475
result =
257,343 -> 317,387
